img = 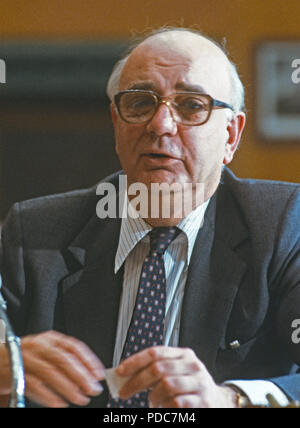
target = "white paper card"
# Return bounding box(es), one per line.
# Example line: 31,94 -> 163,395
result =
105,367 -> 131,399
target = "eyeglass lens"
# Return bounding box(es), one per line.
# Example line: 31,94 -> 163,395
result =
119,92 -> 210,125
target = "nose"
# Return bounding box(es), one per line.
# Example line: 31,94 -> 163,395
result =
146,102 -> 178,137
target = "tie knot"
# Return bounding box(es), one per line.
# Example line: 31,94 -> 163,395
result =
148,227 -> 180,255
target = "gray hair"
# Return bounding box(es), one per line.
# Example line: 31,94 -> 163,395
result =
106,27 -> 245,113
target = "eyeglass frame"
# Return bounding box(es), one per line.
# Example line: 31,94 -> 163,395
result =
113,89 -> 234,126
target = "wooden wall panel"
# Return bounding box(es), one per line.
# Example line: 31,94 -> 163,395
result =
0,0 -> 299,189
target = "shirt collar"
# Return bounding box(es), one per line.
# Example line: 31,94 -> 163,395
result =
176,198 -> 210,264
114,193 -> 210,274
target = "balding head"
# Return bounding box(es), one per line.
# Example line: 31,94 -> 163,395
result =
129,29 -> 229,64
107,28 -> 245,113
109,27 -> 246,221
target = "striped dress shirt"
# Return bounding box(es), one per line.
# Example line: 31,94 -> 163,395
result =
111,195 -> 290,407
113,198 -> 210,367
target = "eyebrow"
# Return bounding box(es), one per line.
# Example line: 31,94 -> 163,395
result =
127,82 -> 157,91
127,81 -> 209,94
175,82 -> 208,94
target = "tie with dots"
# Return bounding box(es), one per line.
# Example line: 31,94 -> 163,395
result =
107,226 -> 180,408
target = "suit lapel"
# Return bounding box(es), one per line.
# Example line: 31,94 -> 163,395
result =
61,214 -> 123,368
179,183 -> 248,375
59,172 -> 249,377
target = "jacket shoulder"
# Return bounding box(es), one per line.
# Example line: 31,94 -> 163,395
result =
222,167 -> 300,211
220,168 -> 300,245
2,171 -> 122,245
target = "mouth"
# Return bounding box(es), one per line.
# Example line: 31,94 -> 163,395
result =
147,153 -> 170,159
141,152 -> 181,167
143,151 -> 179,159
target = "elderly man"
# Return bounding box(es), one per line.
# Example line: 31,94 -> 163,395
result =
0,28 -> 299,408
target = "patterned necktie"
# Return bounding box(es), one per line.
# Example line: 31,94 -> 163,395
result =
107,226 -> 180,408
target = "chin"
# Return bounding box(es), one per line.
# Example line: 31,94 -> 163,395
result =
141,171 -> 184,188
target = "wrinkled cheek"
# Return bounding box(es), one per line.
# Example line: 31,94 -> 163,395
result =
115,127 -> 139,162
191,119 -> 227,140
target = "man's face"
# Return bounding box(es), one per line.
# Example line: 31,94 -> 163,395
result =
111,34 -> 245,201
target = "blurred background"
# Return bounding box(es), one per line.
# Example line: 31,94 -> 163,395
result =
0,0 -> 299,220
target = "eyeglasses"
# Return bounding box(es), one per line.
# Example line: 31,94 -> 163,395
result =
114,90 -> 234,126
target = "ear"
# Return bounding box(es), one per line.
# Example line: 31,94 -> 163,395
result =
110,103 -> 120,155
223,112 -> 246,165
110,102 -> 118,127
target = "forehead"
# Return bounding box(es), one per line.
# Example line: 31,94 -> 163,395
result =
119,33 -> 231,100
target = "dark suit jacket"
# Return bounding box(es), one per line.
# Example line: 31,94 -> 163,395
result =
1,167 -> 300,407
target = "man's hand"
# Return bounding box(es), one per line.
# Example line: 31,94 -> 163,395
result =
0,330 -> 105,407
116,346 -> 237,408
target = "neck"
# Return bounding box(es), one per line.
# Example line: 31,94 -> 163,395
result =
126,181 -> 216,227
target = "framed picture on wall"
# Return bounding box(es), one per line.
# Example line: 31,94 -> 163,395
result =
256,41 -> 300,141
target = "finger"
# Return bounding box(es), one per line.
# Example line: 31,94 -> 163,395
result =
148,374 -> 202,407
118,348 -> 204,399
25,373 -> 70,408
117,346 -> 186,377
22,331 -> 105,397
160,393 -> 204,408
32,331 -> 105,379
56,334 -> 105,379
31,343 -> 103,397
24,353 -> 98,406
119,359 -> 192,399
